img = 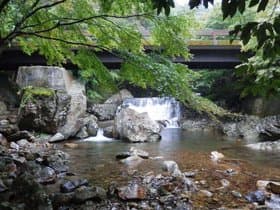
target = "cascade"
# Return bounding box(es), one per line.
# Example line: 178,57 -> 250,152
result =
122,97 -> 181,128
84,128 -> 113,142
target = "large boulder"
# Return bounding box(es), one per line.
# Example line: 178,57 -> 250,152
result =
18,87 -> 70,134
17,66 -> 87,139
115,107 -> 161,142
87,89 -> 133,121
87,104 -> 118,121
104,89 -> 133,105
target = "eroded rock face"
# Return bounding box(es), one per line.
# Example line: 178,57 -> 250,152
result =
115,107 -> 161,142
18,87 -> 70,134
16,66 -> 87,139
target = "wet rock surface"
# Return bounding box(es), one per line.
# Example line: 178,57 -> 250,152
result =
115,107 -> 161,142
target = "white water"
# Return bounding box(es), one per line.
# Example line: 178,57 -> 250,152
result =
122,97 -> 181,128
83,128 -> 114,142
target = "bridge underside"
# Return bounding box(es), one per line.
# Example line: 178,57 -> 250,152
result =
0,46 -> 242,71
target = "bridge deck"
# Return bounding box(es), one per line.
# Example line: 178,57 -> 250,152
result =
0,45 -> 242,71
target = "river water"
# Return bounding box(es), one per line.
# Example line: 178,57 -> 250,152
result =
60,128 -> 280,187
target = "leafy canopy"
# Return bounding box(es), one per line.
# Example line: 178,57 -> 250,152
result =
156,0 -> 280,97
0,0 -> 228,116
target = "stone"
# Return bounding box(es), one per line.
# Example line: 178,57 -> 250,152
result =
162,160 -> 182,177
268,182 -> 280,194
103,126 -> 115,138
210,151 -> 224,161
120,156 -> 143,167
85,115 -> 98,136
256,180 -> 280,192
17,66 -> 87,138
246,140 -> 280,151
198,190 -> 213,197
105,89 -> 133,105
0,101 -> 7,113
73,186 -> 106,203
0,179 -> 8,193
60,179 -> 89,193
245,190 -> 266,205
129,147 -> 149,159
10,142 -> 19,150
75,126 -> 89,139
231,190 -> 242,198
36,167 -> 56,184
17,139 -> 31,148
118,183 -> 146,200
115,107 -> 161,142
0,133 -> 8,146
8,130 -> 35,142
220,179 -> 230,188
49,133 -> 65,143
116,152 -> 131,160
88,104 -> 118,121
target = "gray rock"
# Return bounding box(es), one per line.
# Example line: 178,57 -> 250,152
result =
8,130 -> 35,142
0,101 -> 7,113
129,147 -> 149,159
60,179 -> 89,193
105,89 -> 133,105
245,190 -> 266,205
162,160 -> 182,177
118,183 -> 146,200
73,186 -> 106,203
85,116 -> 98,136
76,126 -> 89,139
198,190 -> 213,197
120,156 -> 143,167
10,142 -> 19,150
36,167 -> 56,184
0,133 -> 8,146
231,190 -> 242,198
17,66 -> 87,138
115,108 -> 161,142
103,126 -> 115,138
17,139 -> 31,148
88,104 -> 118,121
246,140 -> 280,151
49,133 -> 65,143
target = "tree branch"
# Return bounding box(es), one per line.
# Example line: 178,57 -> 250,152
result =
18,31 -> 109,52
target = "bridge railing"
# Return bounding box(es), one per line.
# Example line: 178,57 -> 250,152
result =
189,29 -> 240,46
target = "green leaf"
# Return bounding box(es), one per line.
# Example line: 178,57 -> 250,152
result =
257,0 -> 268,12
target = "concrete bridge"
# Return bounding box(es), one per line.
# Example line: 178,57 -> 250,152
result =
0,45 -> 242,71
0,30 -> 244,70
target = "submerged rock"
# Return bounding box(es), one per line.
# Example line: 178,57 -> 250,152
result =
245,190 -> 266,205
162,160 -> 182,177
118,183 -> 147,200
246,140 -> 280,151
210,151 -> 224,161
115,107 -> 161,143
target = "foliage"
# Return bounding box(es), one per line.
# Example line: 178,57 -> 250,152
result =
120,53 -> 228,116
0,0 -> 229,116
204,3 -> 256,30
154,0 -> 280,97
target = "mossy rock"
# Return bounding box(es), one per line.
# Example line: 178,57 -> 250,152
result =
20,86 -> 55,107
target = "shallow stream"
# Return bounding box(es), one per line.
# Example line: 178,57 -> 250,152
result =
60,128 -> 280,187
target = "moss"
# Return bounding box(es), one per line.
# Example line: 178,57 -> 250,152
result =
20,86 -> 55,107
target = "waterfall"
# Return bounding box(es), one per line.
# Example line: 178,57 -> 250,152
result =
122,97 -> 181,128
83,128 -> 113,142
